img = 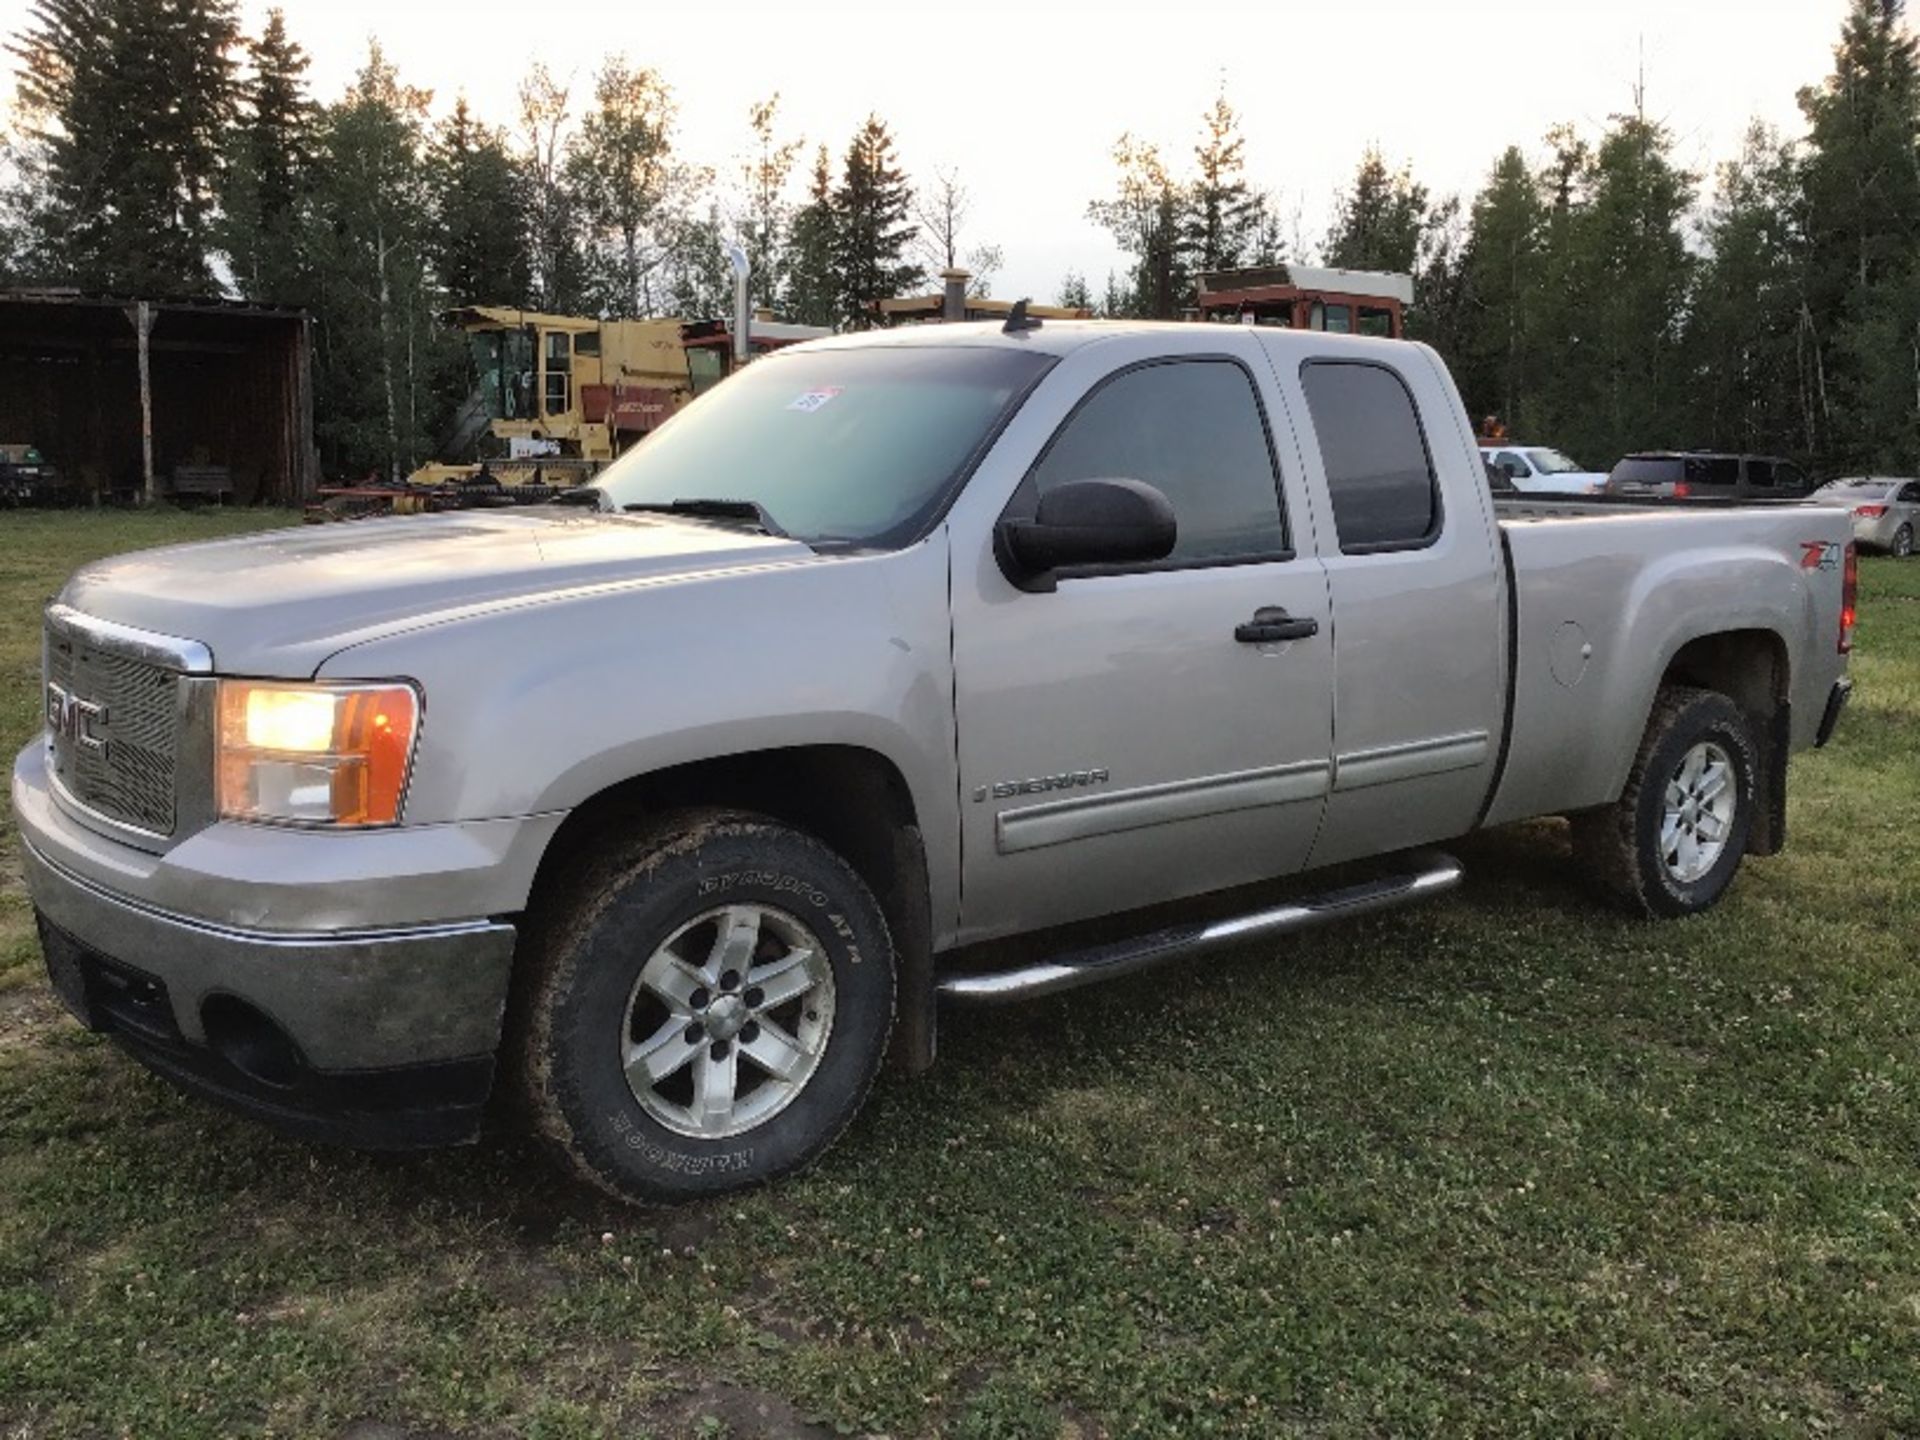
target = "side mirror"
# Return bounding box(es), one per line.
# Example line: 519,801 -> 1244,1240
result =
996,478 -> 1178,591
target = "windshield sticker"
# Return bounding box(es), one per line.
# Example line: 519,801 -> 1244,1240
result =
787,387 -> 841,413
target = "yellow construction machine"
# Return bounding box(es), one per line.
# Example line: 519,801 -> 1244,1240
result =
314,249 -> 828,519
408,305 -> 828,490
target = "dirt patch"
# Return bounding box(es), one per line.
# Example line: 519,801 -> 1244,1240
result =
647,1379 -> 839,1439
655,1199 -> 726,1254
0,984 -> 61,1052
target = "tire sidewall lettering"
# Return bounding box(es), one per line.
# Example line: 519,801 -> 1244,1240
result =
608,1109 -> 754,1176
698,870 -> 830,909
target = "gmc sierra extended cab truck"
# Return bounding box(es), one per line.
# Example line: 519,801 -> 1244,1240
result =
15,320 -> 1856,1203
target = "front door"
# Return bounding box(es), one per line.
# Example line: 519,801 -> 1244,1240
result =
950,348 -> 1335,944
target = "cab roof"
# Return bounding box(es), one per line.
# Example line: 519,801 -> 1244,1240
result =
783,318 -> 1417,362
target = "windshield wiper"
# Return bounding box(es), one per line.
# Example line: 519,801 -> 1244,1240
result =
622,497 -> 790,539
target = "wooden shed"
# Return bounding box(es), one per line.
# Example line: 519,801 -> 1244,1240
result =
0,289 -> 317,504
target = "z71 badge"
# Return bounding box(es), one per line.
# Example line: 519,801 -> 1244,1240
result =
1800,540 -> 1842,571
973,768 -> 1110,803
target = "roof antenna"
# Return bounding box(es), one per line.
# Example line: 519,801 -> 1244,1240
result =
1003,298 -> 1042,334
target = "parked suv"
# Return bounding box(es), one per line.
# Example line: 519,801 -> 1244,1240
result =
1607,451 -> 1814,501
1814,477 -> 1919,557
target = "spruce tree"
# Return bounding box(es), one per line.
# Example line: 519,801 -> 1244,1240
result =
1531,112 -> 1695,467
11,0 -> 239,291
1459,147 -> 1546,432
1185,92 -> 1259,273
831,114 -> 919,330
1323,147 -> 1430,273
305,43 -> 454,480
1684,124 -> 1807,457
218,7 -> 312,302
784,145 -> 838,328
1798,0 -> 1920,468
428,97 -> 533,307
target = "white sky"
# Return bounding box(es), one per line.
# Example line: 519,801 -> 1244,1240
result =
0,0 -> 1862,303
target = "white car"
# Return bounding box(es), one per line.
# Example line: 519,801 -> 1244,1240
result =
1481,445 -> 1607,496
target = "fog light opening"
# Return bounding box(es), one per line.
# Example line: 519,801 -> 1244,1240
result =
200,995 -> 303,1089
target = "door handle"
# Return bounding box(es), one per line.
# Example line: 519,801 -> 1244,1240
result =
1235,607 -> 1319,644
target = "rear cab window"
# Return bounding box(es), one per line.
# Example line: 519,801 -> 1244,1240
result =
1298,361 -> 1442,553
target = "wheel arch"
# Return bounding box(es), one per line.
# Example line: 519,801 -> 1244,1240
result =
1651,627 -> 1792,855
520,744 -> 938,1074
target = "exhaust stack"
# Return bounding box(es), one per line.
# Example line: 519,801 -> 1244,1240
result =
724,242 -> 752,366
940,267 -> 971,322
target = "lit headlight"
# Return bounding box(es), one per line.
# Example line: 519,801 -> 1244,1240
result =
217,680 -> 420,826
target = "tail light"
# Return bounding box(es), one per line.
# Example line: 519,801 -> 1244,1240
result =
1673,482 -> 1691,498
1855,504 -> 1887,518
1839,541 -> 1858,654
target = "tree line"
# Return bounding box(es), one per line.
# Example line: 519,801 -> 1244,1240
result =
2,0 -> 1917,483
1,0 -> 976,479
1079,0 -> 1920,477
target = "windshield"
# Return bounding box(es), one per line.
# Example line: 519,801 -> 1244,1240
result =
1526,448 -> 1583,474
589,345 -> 1051,547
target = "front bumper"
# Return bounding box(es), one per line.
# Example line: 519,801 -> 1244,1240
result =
24,839 -> 517,1148
14,738 -> 543,1149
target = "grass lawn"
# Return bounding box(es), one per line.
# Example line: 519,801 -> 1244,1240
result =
1,508 -> 1916,1439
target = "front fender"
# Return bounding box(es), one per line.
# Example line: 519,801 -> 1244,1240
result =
317,537 -> 960,931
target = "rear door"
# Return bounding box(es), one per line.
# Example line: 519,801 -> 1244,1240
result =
1275,345 -> 1506,867
949,337 -> 1334,942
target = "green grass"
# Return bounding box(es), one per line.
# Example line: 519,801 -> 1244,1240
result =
2,510 -> 1917,1438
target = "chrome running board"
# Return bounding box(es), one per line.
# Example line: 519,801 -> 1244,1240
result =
937,850 -> 1463,1005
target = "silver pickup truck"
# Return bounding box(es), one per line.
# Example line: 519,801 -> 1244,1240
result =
14,321 -> 1856,1203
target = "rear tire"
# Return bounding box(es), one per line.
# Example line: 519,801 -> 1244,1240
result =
1891,524 -> 1913,559
518,811 -> 895,1205
1573,686 -> 1757,918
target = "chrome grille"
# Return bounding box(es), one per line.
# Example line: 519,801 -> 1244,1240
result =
45,621 -> 180,835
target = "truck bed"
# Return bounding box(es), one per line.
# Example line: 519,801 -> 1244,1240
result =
1480,496 -> 1852,830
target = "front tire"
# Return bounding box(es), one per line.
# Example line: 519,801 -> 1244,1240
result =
519,811 -> 895,1204
1573,686 -> 1758,918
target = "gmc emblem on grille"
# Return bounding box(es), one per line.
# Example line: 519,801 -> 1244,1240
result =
46,682 -> 109,755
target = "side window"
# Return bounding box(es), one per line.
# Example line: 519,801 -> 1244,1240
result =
1299,361 -> 1442,553
1694,456 -> 1739,487
1495,450 -> 1528,478
1748,459 -> 1776,488
1777,463 -> 1809,495
1899,483 -> 1920,504
1028,359 -> 1288,566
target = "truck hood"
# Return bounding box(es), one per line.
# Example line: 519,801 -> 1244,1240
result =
59,509 -> 821,676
